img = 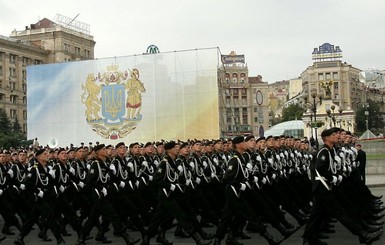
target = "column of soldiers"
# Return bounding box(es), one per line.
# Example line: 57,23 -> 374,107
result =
0,131 -> 382,245
303,128 -> 384,245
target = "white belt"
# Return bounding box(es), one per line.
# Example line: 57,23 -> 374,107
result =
315,170 -> 331,191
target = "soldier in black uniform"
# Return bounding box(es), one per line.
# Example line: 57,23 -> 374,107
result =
302,128 -> 382,245
76,144 -> 140,245
141,141 -> 212,245
14,148 -> 66,245
213,136 -> 281,245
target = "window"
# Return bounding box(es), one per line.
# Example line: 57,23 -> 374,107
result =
0,93 -> 4,102
10,109 -> 17,119
254,117 -> 258,123
325,73 -> 331,80
75,47 -> 81,55
0,66 -> 3,76
318,73 -> 324,80
64,43 -> 71,52
23,96 -> 27,104
333,72 -> 339,79
34,60 -> 42,65
23,110 -> 27,120
84,49 -> 90,58
334,82 -> 339,90
10,95 -> 18,104
9,68 -> 16,78
9,54 -> 17,64
23,124 -> 27,133
10,82 -> 16,91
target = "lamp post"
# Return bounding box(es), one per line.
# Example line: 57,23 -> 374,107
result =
338,108 -> 343,128
326,105 -> 336,127
303,90 -> 322,150
364,104 -> 369,131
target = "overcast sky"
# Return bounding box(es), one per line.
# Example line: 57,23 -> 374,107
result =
1,0 -> 384,83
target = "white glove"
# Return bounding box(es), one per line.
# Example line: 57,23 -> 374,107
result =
347,166 -> 352,173
186,179 -> 191,186
290,153 -> 294,158
213,158 -> 218,164
280,153 -> 284,158
142,161 -> 148,167
0,189 -> 3,196
48,165 -> 53,170
331,176 -> 338,185
109,164 -> 116,175
127,162 -> 134,172
148,175 -> 153,181
78,181 -> 84,188
69,167 -> 75,175
276,155 -> 281,161
202,161 -> 208,168
154,160 -> 159,167
240,183 -> 246,191
272,173 -> 277,180
246,163 -> 253,170
135,180 -> 139,187
262,177 -> 267,185
170,184 -> 176,191
37,189 -> 44,198
119,181 -> 125,188
49,169 -> 56,178
101,187 -> 107,196
196,177 -> 201,185
284,151 -> 288,157
268,158 -> 273,164
352,161 -> 357,168
253,176 -> 258,183
189,162 -> 195,170
7,169 -> 14,178
20,184 -> 26,190
338,175 -> 343,183
256,155 -> 262,162
59,185 -> 65,193
211,172 -> 215,178
177,165 -> 183,174
335,156 -> 341,164
86,164 -> 91,170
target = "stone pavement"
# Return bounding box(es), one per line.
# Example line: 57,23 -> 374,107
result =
366,174 -> 385,187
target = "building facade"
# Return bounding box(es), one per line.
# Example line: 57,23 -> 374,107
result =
217,51 -> 269,138
0,15 -> 95,135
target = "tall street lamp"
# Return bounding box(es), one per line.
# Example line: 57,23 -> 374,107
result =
326,105 -> 336,127
364,104 -> 369,131
338,108 -> 343,128
303,90 -> 323,149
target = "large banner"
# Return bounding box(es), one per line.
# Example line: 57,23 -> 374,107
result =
27,48 -> 220,147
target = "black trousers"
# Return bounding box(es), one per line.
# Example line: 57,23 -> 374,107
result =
215,184 -> 260,240
19,196 -> 62,240
303,187 -> 363,242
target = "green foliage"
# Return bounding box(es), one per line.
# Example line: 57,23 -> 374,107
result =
0,110 -> 29,149
355,100 -> 384,135
281,103 -> 305,122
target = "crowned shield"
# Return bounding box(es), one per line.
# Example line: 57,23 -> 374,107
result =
101,84 -> 125,123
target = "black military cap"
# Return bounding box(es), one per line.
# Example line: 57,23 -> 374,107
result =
144,142 -> 153,148
164,141 -> 177,150
93,144 -> 105,152
35,148 -> 46,157
321,128 -> 336,138
129,142 -> 139,148
115,142 -> 125,149
232,136 -> 245,145
266,135 -> 274,141
179,142 -> 189,149
245,135 -> 255,142
256,137 -> 266,143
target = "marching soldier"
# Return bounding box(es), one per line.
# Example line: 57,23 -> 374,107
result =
76,144 -> 140,245
14,148 -> 66,245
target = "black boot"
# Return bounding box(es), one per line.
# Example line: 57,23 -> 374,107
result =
141,234 -> 150,245
198,229 -> 215,240
121,231 -> 141,245
359,229 -> 383,245
38,228 -> 53,242
213,238 -> 221,245
57,237 -> 66,245
276,223 -> 297,238
226,231 -> 243,245
174,226 -> 190,238
95,228 -> 112,244
76,239 -> 85,245
14,235 -> 25,245
156,230 -> 173,245
191,232 -> 212,245
0,234 -> 5,242
260,230 -> 283,245
2,224 -> 15,235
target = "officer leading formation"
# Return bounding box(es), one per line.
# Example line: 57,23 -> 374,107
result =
0,130 -> 382,245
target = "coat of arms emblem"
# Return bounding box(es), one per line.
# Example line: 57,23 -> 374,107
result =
81,65 -> 146,139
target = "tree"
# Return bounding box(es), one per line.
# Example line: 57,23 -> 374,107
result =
0,110 -> 12,134
355,100 -> 384,135
13,117 -> 22,133
281,103 -> 305,122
